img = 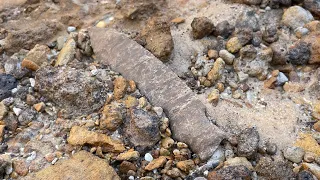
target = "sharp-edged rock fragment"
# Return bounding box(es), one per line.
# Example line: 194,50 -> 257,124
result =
67,126 -> 125,153
89,28 -> 225,160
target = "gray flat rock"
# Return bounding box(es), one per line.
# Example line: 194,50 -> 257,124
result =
89,27 -> 225,160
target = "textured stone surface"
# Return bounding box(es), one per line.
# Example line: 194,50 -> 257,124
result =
125,108 -> 160,151
35,66 -> 107,117
0,74 -> 18,101
67,126 -> 125,153
25,151 -> 120,180
89,28 -> 225,160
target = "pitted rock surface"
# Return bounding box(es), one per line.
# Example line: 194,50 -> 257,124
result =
89,28 -> 225,160
35,66 -> 108,117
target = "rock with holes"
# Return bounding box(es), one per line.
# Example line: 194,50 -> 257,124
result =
237,128 -> 259,158
35,66 -> 107,117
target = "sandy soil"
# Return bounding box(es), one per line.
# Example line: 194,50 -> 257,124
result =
0,0 -> 313,151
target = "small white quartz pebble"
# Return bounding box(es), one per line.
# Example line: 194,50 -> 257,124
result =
153,107 -> 163,116
67,26 -> 76,32
11,88 -> 18,94
144,153 -> 153,162
52,158 -> 58,165
128,176 -> 134,180
26,151 -> 37,162
29,78 -> 35,87
13,107 -> 22,116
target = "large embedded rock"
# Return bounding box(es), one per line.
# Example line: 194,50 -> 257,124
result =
119,0 -> 165,20
282,6 -> 314,30
35,66 -> 108,117
89,28 -> 225,160
25,151 -> 120,180
3,20 -> 61,54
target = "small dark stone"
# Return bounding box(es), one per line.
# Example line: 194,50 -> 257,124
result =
288,41 -> 311,65
3,112 -> 18,131
119,161 -> 137,174
241,0 -> 262,5
0,144 -> 8,153
214,21 -> 234,38
270,42 -> 288,65
297,170 -> 315,180
240,45 -> 257,60
303,0 -> 320,16
263,25 -> 279,43
47,41 -> 57,49
266,142 -> 277,155
237,127 -> 259,158
0,74 -> 17,101
278,0 -> 292,6
252,31 -> 262,47
191,17 -> 215,39
0,157 -> 10,179
125,108 -> 160,152
236,28 -> 253,46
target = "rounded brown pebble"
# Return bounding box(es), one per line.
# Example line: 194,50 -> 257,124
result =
208,49 -> 219,59
21,59 -> 40,71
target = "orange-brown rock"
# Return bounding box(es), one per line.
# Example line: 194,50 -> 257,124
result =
176,160 -> 195,172
25,151 -> 120,180
99,104 -> 123,131
294,133 -> 320,156
21,59 -> 40,71
116,150 -> 140,161
313,121 -> 320,132
302,32 -> 320,64
67,126 -> 125,153
171,17 -> 185,24
22,44 -> 50,71
304,20 -> 320,32
33,102 -> 45,112
0,125 -> 5,142
264,77 -> 277,89
283,82 -> 305,92
145,156 -> 167,171
113,77 -> 127,100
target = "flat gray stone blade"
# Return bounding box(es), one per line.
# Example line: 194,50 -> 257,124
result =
89,27 -> 225,160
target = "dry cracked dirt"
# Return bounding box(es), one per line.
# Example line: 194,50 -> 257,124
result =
0,0 -> 320,179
